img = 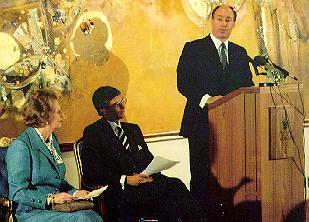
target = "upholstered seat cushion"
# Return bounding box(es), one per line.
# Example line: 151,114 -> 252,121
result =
0,148 -> 9,198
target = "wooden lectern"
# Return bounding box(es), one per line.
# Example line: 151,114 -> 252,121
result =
207,84 -> 305,222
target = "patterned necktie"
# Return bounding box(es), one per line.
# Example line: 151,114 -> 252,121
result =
116,126 -> 130,151
220,43 -> 228,70
46,141 -> 63,165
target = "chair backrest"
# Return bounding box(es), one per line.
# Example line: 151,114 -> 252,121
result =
73,138 -> 108,220
0,147 -> 9,198
0,141 -> 14,222
73,138 -> 83,189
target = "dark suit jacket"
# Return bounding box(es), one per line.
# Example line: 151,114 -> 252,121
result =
177,35 -> 254,138
82,119 -> 168,206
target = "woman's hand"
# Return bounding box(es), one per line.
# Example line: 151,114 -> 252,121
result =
52,192 -> 76,204
126,174 -> 153,186
74,190 -> 90,198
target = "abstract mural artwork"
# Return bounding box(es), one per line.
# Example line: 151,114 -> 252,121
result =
181,0 -> 248,27
0,0 -> 112,113
0,0 -> 78,112
0,0 -> 308,124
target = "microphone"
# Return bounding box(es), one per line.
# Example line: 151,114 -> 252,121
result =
254,55 -> 282,84
253,55 -> 298,82
253,55 -> 276,72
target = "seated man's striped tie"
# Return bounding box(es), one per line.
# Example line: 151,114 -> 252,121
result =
116,126 -> 130,151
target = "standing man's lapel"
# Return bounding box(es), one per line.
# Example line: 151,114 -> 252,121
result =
205,35 -> 224,70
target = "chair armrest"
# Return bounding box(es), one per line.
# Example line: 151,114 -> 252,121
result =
0,137 -> 14,148
0,196 -> 14,222
0,196 -> 12,209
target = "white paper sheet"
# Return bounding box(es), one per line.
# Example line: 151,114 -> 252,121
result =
77,185 -> 108,200
142,156 -> 179,176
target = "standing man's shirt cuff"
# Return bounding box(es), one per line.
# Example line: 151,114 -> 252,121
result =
120,175 -> 127,190
199,94 -> 211,108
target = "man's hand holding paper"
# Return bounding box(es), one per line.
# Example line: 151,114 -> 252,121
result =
126,174 -> 153,186
142,156 -> 180,176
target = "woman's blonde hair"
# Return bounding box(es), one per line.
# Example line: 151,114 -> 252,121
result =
23,89 -> 58,128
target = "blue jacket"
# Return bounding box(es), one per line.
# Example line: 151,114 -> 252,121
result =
6,127 -> 76,216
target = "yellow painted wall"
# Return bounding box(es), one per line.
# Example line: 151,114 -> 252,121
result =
62,1 -> 260,142
0,1 -> 307,143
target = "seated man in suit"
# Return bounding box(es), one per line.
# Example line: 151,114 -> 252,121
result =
82,86 -> 206,221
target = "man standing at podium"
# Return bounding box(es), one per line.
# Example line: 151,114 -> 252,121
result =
177,4 -> 254,207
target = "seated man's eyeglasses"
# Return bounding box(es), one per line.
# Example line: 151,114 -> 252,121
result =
109,97 -> 127,108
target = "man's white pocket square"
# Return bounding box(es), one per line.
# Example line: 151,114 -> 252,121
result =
138,145 -> 143,150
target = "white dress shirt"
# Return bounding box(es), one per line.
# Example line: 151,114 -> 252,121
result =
199,34 -> 230,108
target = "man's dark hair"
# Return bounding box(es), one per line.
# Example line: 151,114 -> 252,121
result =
92,86 -> 121,116
211,5 -> 237,22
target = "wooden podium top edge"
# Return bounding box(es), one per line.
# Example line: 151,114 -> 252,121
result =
208,84 -> 303,110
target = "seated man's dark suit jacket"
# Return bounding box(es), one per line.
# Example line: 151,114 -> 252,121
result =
177,34 -> 254,138
82,118 -> 203,220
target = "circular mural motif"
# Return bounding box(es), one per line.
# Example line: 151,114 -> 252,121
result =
70,11 -> 113,66
182,0 -> 248,26
0,0 -> 83,111
0,32 -> 21,70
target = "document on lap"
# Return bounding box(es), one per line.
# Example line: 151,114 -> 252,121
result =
77,185 -> 108,200
142,156 -> 180,176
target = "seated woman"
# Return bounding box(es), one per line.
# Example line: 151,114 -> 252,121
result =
6,89 -> 103,222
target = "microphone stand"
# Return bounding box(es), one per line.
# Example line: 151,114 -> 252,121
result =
260,58 -> 283,86
252,55 -> 298,86
272,64 -> 298,81
248,56 -> 275,87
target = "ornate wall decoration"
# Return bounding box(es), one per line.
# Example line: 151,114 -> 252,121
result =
252,0 -> 308,79
181,0 -> 248,27
0,0 -> 85,112
70,11 -> 113,66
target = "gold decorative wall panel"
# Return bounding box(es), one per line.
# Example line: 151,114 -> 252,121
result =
0,0 -> 308,143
